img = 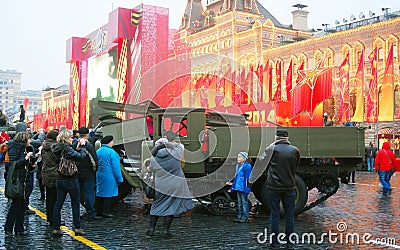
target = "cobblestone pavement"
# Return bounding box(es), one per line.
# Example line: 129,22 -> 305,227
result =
0,168 -> 399,249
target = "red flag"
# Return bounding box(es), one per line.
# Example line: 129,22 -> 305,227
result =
339,53 -> 350,122
379,44 -> 394,121
291,60 -> 332,118
272,60 -> 282,101
254,64 -> 263,103
367,47 -> 378,122
286,60 -> 293,101
267,61 -> 273,101
351,50 -> 364,122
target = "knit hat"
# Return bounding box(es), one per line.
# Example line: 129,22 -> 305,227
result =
165,130 -> 177,141
78,127 -> 89,135
276,129 -> 289,137
15,122 -> 28,133
238,152 -> 248,160
101,135 -> 113,144
46,130 -> 59,140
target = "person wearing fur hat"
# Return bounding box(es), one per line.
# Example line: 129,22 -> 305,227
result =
228,152 -> 252,223
74,127 -> 99,220
95,135 -> 123,218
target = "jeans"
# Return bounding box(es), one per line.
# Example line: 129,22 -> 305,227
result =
367,157 -> 375,172
347,171 -> 356,183
268,189 -> 295,245
378,171 -> 392,195
236,191 -> 249,221
80,180 -> 96,218
53,179 -> 81,230
24,173 -> 34,210
45,187 -> 57,224
4,199 -> 25,233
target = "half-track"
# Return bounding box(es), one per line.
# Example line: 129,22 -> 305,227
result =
98,101 -> 365,215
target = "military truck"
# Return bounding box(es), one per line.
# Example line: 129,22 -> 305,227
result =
98,101 -> 365,215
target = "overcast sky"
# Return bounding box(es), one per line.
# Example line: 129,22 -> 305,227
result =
1,0 -> 399,90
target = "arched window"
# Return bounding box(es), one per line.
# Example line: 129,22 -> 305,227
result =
244,0 -> 252,9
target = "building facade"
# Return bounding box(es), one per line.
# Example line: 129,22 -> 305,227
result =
0,69 -> 21,117
176,0 -> 400,146
33,85 -> 69,130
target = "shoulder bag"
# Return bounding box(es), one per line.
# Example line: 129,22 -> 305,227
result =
382,150 -> 395,177
5,161 -> 25,199
144,172 -> 155,199
58,148 -> 78,176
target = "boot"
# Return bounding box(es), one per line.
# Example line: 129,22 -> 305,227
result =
146,215 -> 158,236
74,228 -> 85,236
143,204 -> 150,215
161,216 -> 173,238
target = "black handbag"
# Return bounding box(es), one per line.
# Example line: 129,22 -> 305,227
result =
145,173 -> 155,199
5,161 -> 25,200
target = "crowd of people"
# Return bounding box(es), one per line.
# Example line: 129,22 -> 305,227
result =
1,123 -> 124,237
0,122 -> 396,248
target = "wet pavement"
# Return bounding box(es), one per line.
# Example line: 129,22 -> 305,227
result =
0,168 -> 399,249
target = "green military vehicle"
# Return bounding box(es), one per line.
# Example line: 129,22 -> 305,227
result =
98,101 -> 365,215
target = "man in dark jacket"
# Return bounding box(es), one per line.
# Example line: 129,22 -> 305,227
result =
74,127 -> 98,220
260,129 -> 300,249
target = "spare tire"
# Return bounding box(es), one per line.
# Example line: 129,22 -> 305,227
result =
260,174 -> 308,216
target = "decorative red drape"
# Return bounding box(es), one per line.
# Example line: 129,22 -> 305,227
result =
379,44 -> 394,121
339,53 -> 350,122
291,61 -> 332,119
367,47 -> 378,122
352,50 -> 365,122
273,60 -> 282,101
286,60 -> 293,101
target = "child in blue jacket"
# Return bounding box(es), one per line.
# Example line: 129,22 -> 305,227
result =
230,152 -> 252,222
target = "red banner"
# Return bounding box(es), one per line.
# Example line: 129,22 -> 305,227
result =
285,60 -> 293,101
339,53 -> 350,122
273,60 -> 282,101
367,47 -> 378,122
379,44 -> 394,121
352,50 -> 364,122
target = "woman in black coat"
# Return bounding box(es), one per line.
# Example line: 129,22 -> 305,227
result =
41,130 -> 59,226
4,132 -> 36,236
51,130 -> 86,237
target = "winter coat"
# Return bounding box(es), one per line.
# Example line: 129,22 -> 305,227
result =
51,142 -> 86,179
365,146 -> 377,158
261,139 -> 300,191
6,140 -> 36,199
41,139 -> 58,188
374,142 -> 396,171
149,143 -> 194,216
30,133 -> 45,149
96,144 -> 123,197
231,161 -> 252,194
73,139 -> 98,182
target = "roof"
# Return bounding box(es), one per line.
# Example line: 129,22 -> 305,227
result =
256,1 -> 287,29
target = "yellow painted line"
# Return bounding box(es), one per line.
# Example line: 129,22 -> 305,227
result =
0,187 -> 106,250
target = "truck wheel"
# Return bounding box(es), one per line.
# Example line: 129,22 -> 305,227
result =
211,196 -> 229,215
261,175 -> 308,216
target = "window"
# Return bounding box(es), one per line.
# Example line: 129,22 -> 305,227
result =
244,0 -> 252,9
161,115 -> 188,137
